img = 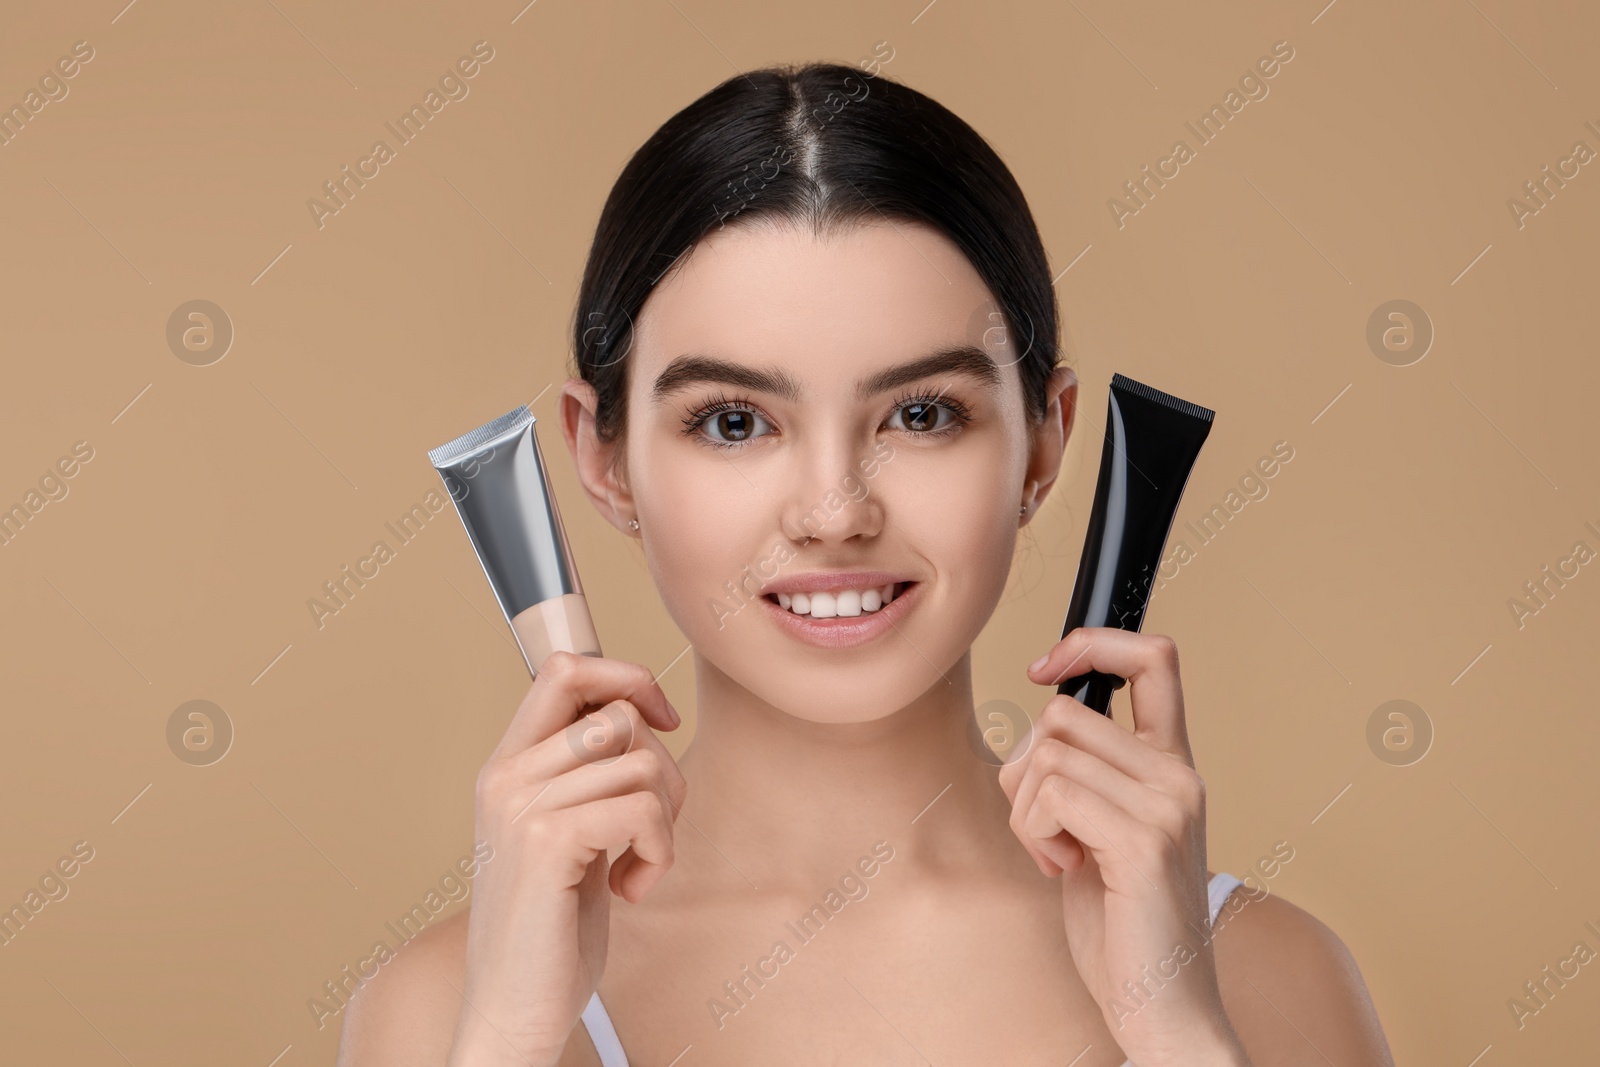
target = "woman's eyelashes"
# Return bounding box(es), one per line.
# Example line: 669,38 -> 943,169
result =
679,389 -> 975,450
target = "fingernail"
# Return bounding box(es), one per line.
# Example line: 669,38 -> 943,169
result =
667,703 -> 682,727
1028,653 -> 1050,673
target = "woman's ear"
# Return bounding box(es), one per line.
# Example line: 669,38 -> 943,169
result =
559,377 -> 637,534
1021,364 -> 1079,517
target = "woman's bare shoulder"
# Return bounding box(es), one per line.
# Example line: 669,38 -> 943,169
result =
334,908 -> 471,1066
1210,881 -> 1395,1066
333,907 -> 603,1067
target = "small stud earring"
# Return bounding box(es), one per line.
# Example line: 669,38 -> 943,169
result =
627,518 -> 640,531
1019,503 -> 1028,517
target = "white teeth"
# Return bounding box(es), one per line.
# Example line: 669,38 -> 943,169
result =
774,583 -> 905,618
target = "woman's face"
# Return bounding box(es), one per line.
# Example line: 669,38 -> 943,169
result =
583,218 -> 1069,724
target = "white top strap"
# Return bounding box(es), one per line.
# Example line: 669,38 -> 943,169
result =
579,871 -> 1246,1067
1207,869 -> 1246,927
581,989 -> 630,1067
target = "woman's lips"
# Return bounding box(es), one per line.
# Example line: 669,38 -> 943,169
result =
760,581 -> 920,649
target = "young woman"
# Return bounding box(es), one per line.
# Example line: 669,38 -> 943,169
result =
339,63 -> 1394,1066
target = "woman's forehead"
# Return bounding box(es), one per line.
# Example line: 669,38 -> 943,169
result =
630,218 -> 999,387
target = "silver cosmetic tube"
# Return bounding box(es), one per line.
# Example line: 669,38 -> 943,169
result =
428,405 -> 602,676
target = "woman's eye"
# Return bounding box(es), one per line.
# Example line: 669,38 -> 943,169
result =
699,406 -> 771,444
686,393 -> 968,448
890,399 -> 959,434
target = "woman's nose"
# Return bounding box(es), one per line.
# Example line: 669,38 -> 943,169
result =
778,448 -> 885,546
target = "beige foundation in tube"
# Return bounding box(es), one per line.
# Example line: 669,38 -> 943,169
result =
428,405 -> 602,676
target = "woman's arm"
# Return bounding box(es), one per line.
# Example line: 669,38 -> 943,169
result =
1008,629 -> 1250,1064
336,652 -> 687,1067
1212,890 -> 1396,1066
1007,628 -> 1395,1065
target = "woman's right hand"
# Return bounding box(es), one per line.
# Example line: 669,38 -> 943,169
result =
446,651 -> 686,1067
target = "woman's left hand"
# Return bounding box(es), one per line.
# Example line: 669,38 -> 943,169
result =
998,627 -> 1248,1066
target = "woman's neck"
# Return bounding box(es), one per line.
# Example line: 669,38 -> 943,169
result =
671,650 -> 1033,897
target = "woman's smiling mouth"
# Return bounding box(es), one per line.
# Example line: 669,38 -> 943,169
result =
759,576 -> 920,648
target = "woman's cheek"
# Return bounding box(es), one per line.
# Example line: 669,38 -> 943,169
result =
903,438 -> 1020,599
638,456 -> 774,641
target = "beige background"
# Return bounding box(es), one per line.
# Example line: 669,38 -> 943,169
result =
2,0 -> 1596,1062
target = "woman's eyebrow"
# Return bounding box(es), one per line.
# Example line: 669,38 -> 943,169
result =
650,344 -> 1001,404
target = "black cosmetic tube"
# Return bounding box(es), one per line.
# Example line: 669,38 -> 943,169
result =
1054,374 -> 1215,714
